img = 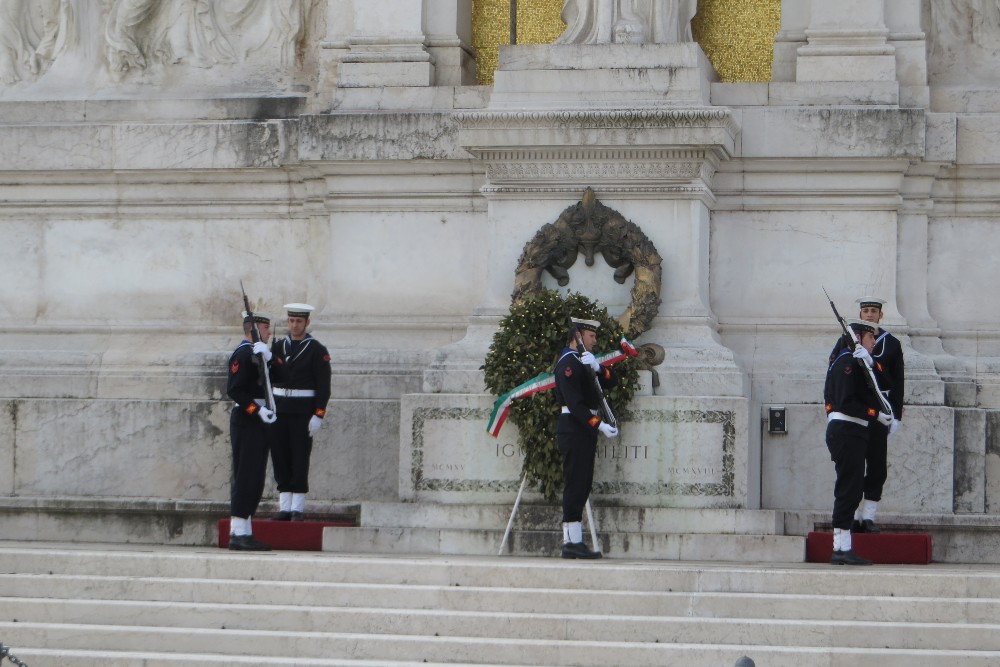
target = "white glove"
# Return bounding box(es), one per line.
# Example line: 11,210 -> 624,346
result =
308,415 -> 323,437
579,351 -> 601,372
852,346 -> 873,365
597,422 -> 619,438
889,418 -> 901,435
876,411 -> 893,426
258,407 -> 277,424
252,341 -> 272,362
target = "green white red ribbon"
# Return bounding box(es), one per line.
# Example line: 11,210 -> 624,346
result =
486,337 -> 639,437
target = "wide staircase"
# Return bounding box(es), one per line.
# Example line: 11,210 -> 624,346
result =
1,541 -> 1000,666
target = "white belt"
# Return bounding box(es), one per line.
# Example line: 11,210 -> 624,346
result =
828,412 -> 867,427
562,407 -> 598,415
273,388 -> 315,398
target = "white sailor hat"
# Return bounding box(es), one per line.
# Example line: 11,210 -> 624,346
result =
570,317 -> 601,332
847,318 -> 877,334
284,303 -> 315,318
241,311 -> 271,324
856,296 -> 887,310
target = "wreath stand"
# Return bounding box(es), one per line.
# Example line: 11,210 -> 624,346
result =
497,474 -> 601,556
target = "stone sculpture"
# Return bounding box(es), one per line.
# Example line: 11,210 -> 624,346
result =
512,187 -> 663,337
554,0 -> 697,45
0,0 -> 69,84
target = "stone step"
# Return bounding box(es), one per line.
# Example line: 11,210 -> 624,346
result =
5,546 -> 1000,599
6,622 -> 1000,667
3,543 -> 1000,667
4,598 -> 1000,651
3,571 -> 999,623
10,651 -> 530,667
359,501 -> 786,534
321,526 -> 806,562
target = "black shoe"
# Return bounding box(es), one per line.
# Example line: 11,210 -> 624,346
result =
228,534 -> 272,551
851,519 -> 864,533
831,549 -> 872,566
561,541 -> 602,559
860,519 -> 880,534
290,511 -> 305,522
272,511 -> 292,521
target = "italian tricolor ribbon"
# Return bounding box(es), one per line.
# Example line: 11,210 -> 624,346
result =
486,337 -> 639,437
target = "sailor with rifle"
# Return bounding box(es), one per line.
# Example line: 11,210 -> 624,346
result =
226,287 -> 286,551
553,317 -> 619,559
824,316 -> 893,565
829,296 -> 903,534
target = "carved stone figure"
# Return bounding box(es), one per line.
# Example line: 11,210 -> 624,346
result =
555,0 -> 697,45
0,0 -> 70,84
103,0 -> 314,78
513,187 -> 663,337
105,0 -> 236,76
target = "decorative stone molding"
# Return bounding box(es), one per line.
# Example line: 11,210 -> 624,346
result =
455,108 -> 738,133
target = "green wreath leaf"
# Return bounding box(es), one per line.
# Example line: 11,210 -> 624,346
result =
483,289 -> 639,503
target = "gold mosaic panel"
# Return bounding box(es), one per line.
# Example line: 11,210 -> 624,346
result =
472,0 -> 781,85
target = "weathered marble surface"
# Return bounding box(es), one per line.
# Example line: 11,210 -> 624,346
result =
2,397 -> 399,502
0,400 -> 13,494
761,405 -> 955,514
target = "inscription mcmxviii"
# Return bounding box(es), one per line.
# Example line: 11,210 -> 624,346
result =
411,407 -> 735,498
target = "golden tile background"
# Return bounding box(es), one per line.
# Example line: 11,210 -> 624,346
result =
471,0 -> 781,85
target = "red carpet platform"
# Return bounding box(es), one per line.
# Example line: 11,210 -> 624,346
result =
806,531 -> 932,564
218,518 -> 355,551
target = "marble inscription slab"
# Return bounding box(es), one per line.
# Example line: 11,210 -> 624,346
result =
400,394 -> 749,508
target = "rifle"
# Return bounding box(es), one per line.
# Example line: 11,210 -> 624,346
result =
823,287 -> 894,417
240,280 -> 276,416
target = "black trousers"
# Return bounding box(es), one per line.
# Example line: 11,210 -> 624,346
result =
269,412 -> 314,493
557,415 -> 598,524
230,408 -> 271,519
826,420 -> 869,530
863,422 -> 889,502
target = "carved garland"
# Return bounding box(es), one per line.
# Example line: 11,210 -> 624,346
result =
512,187 -> 662,338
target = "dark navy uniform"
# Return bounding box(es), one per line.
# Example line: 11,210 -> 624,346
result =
864,328 -> 903,501
269,333 -> 332,494
553,347 -> 617,524
824,340 -> 883,531
227,340 -> 285,520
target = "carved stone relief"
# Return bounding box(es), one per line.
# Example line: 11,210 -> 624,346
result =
929,0 -> 1000,84
0,0 -> 319,94
0,0 -> 70,84
555,0 -> 697,45
512,187 -> 662,337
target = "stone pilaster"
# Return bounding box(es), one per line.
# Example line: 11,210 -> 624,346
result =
335,0 -> 435,88
771,0 -> 902,105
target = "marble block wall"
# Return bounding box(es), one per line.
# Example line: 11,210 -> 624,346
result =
761,405 -> 956,514
0,397 -> 400,503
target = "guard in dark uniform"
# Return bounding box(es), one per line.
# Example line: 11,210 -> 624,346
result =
269,303 -> 332,521
828,296 -> 904,533
553,317 -> 619,559
825,318 -> 893,565
227,311 -> 285,551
